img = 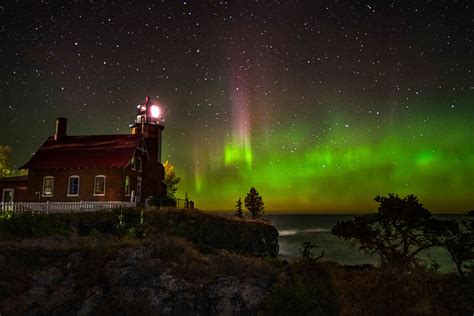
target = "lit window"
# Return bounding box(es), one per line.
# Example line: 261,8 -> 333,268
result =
68,176 -> 80,196
42,177 -> 54,196
94,175 -> 106,196
125,176 -> 130,196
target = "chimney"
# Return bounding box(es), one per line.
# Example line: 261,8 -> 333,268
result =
54,117 -> 67,141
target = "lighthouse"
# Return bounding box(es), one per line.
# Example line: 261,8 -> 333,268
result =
131,96 -> 165,163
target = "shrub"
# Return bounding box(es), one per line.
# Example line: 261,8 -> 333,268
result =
0,211 -> 65,239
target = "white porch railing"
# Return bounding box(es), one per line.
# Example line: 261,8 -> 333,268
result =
0,201 -> 136,214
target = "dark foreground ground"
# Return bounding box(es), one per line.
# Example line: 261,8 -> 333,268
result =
0,209 -> 472,315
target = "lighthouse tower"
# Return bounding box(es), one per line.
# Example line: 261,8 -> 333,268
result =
131,96 -> 165,163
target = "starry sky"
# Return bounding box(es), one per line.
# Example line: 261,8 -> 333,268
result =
1,1 -> 473,213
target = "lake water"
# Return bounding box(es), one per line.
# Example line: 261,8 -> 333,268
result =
267,214 -> 463,272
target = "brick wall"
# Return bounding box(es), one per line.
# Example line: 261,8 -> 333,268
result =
25,161 -> 166,203
27,168 -> 124,202
0,179 -> 28,202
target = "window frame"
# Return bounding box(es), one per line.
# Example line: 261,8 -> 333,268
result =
125,176 -> 131,196
93,175 -> 106,196
136,156 -> 142,172
67,175 -> 80,197
42,176 -> 54,197
136,176 -> 142,201
131,155 -> 142,172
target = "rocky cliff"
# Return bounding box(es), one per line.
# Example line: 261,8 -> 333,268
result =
0,209 -> 281,314
0,236 -> 280,315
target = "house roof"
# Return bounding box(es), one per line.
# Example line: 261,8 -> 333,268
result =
20,134 -> 142,170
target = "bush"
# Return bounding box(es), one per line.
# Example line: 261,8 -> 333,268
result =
0,211 -> 65,239
0,208 -> 148,240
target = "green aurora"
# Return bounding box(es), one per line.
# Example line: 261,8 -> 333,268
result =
167,98 -> 473,213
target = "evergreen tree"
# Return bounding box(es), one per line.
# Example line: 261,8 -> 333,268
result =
234,197 -> 243,218
244,187 -> 264,219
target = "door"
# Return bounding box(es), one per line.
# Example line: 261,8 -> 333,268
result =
2,189 -> 14,203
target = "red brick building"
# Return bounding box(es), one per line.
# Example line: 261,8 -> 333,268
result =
0,96 -> 167,204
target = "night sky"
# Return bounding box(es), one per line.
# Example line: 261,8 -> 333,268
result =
1,1 -> 473,212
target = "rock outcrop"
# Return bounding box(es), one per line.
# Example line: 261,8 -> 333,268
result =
0,210 -> 280,314
0,238 -> 277,315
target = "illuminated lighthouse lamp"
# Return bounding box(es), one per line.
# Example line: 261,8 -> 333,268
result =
150,104 -> 161,118
134,96 -> 164,125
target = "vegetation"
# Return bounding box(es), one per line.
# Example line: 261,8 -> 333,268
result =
332,193 -> 450,270
264,261 -> 338,315
163,160 -> 181,199
0,145 -> 27,178
0,208 -> 130,239
265,198 -> 474,315
0,207 -> 278,257
442,211 -> 474,277
244,187 -> 265,219
332,193 -> 474,278
233,197 -> 243,218
115,209 -> 146,238
299,241 -> 325,261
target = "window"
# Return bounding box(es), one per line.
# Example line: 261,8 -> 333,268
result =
125,176 -> 130,196
42,176 -> 54,196
136,157 -> 142,172
132,155 -> 142,172
94,175 -> 106,196
136,176 -> 142,201
68,176 -> 80,196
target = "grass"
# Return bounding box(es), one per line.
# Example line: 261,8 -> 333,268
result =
0,207 -> 279,256
262,260 -> 474,315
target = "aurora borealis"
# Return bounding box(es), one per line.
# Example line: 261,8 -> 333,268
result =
1,1 -> 473,212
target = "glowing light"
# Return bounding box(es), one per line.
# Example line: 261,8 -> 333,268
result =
224,76 -> 253,169
150,105 -> 161,118
194,169 -> 203,192
224,142 -> 252,167
168,98 -> 474,213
